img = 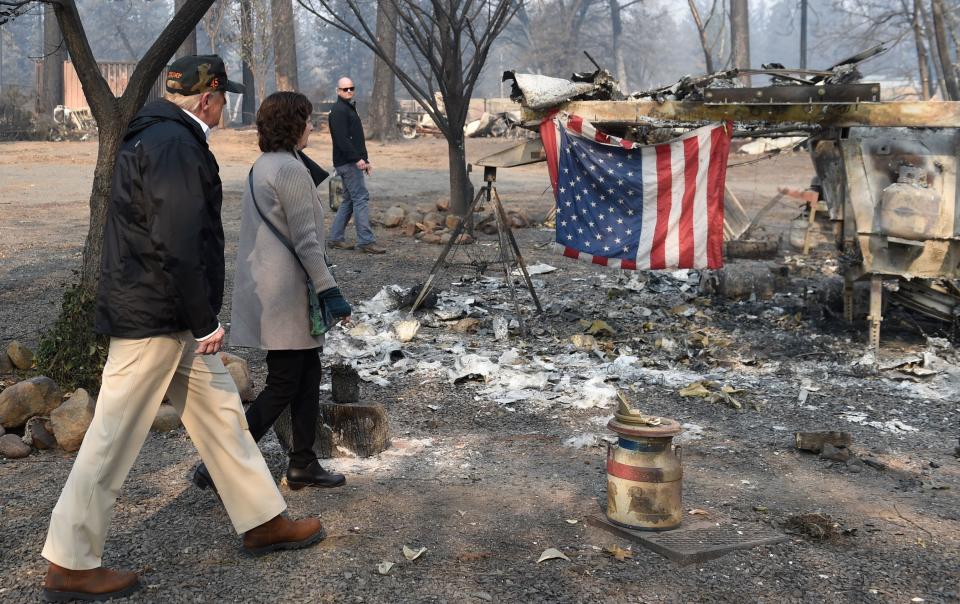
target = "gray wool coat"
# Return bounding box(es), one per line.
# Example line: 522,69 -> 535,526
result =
229,151 -> 338,350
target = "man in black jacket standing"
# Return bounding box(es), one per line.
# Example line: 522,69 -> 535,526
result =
40,56 -> 326,602
327,77 -> 386,254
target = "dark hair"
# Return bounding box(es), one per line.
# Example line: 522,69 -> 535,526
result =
256,91 -> 313,152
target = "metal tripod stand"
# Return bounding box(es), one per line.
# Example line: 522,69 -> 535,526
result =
410,165 -> 543,333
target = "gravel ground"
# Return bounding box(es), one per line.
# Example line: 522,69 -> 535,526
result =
0,134 -> 958,603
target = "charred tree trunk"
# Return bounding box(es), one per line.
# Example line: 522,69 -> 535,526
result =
688,0 -> 715,73
913,0 -> 933,99
40,3 -> 66,115
609,0 -> 627,87
368,0 -> 398,141
931,0 -> 958,100
272,0 -> 299,91
240,0 -> 256,124
174,0 -> 198,59
729,0 -> 750,86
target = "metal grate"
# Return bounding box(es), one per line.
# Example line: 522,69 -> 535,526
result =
587,515 -> 789,565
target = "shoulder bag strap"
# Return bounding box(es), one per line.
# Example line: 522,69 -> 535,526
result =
247,167 -> 310,278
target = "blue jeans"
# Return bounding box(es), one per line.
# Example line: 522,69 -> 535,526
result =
329,163 -> 376,246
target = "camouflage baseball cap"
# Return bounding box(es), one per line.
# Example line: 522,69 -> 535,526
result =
166,55 -> 244,96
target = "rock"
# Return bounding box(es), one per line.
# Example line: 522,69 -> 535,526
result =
50,389 -> 96,452
456,233 -> 475,245
404,211 -> 425,227
400,223 -> 418,237
22,416 -> 56,450
6,341 -> 35,370
421,233 -> 442,245
0,350 -> 13,373
0,376 -> 63,429
384,205 -> 407,227
0,433 -> 31,459
151,403 -> 181,432
445,214 -> 461,230
0,424 -> 4,437
795,431 -> 852,454
862,457 -> 888,471
435,198 -> 450,212
422,212 -> 444,231
508,211 -> 529,228
846,457 -> 866,473
820,443 -> 850,462
220,352 -> 254,401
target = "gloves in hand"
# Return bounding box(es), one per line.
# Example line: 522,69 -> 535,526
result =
317,286 -> 352,318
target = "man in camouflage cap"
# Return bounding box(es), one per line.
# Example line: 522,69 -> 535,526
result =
40,55 -> 327,602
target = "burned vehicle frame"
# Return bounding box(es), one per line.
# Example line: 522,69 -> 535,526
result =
500,48 -> 960,347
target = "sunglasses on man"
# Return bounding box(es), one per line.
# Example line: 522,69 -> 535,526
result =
339,87 -> 355,92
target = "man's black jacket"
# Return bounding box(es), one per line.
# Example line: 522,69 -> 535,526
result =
329,97 -> 368,168
95,99 -> 224,339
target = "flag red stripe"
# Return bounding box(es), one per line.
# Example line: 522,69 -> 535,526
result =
620,259 -> 637,270
706,124 -> 731,268
651,144 -> 672,270
595,131 -> 611,143
539,118 -> 561,196
592,255 -> 609,266
562,247 -> 580,259
679,137 -> 699,268
620,139 -> 634,150
568,115 -> 584,134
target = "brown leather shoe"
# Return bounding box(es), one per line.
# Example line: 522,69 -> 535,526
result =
358,243 -> 387,254
42,563 -> 140,602
242,514 -> 326,557
327,240 -> 355,250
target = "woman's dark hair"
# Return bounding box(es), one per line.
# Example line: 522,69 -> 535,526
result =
256,91 -> 313,152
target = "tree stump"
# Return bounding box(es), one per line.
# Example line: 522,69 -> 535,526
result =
331,363 -> 360,404
274,402 -> 390,458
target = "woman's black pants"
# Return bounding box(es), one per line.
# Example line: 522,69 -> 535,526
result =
244,348 -> 321,469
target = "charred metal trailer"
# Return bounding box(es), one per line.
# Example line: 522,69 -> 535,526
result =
504,71 -> 960,348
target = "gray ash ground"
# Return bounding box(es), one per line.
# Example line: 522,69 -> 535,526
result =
1,137 -> 958,603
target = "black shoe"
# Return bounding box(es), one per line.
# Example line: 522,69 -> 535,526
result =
286,460 -> 346,490
192,463 -> 219,496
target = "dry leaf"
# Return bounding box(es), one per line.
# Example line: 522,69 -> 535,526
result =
377,561 -> 395,575
604,545 -> 633,561
679,381 -> 711,398
537,548 -> 570,563
687,508 -> 709,516
403,545 -> 427,561
585,319 -> 615,337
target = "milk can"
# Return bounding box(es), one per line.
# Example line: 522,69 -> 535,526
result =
606,410 -> 684,531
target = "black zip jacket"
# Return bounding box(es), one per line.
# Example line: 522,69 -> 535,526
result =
329,97 -> 368,167
94,99 -> 224,339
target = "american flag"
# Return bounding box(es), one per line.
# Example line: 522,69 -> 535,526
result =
540,113 -> 732,270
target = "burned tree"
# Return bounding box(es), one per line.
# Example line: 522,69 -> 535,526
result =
729,0 -> 750,85
367,0 -> 399,141
297,0 -> 520,216
1,0 -> 217,390
272,0 -> 299,91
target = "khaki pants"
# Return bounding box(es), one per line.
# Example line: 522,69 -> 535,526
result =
42,332 -> 287,570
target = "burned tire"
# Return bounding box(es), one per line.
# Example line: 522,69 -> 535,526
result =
400,124 -> 417,139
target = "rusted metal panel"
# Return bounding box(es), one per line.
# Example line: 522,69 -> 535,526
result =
62,61 -> 165,111
522,100 -> 960,128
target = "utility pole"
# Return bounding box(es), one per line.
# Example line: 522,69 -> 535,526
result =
800,0 -> 808,69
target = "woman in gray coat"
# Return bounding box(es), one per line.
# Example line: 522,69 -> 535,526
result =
194,91 -> 350,492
